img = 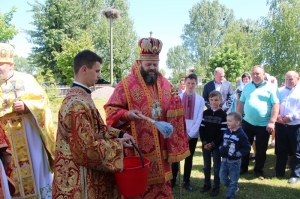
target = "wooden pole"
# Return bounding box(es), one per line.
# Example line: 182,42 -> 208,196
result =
110,17 -> 113,86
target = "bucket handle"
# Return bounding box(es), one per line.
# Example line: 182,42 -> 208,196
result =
131,141 -> 145,168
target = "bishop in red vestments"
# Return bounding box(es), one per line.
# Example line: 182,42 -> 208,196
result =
104,37 -> 190,199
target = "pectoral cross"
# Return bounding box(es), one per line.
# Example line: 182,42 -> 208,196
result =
4,80 -> 25,102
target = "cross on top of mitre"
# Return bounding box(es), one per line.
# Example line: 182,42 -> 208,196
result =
149,31 -> 153,38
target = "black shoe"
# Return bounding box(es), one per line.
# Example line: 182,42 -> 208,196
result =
183,182 -> 193,191
240,168 -> 248,175
255,172 -> 265,180
270,173 -> 284,179
210,187 -> 219,196
200,184 -> 211,193
288,177 -> 299,184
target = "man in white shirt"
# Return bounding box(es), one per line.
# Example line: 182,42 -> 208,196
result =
171,74 -> 205,191
275,71 -> 300,184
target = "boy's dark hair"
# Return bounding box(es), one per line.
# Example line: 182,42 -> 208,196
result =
185,73 -> 198,83
209,90 -> 222,99
73,50 -> 102,74
227,112 -> 242,123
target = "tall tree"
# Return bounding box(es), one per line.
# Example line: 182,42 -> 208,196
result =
166,45 -> 192,84
0,6 -> 18,42
222,19 -> 262,72
28,0 -> 102,84
260,0 -> 300,79
55,32 -> 95,85
28,0 -> 137,84
14,56 -> 38,74
181,0 -> 234,74
208,44 -> 246,84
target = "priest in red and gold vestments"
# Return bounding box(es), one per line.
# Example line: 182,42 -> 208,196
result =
104,37 -> 190,199
0,43 -> 55,198
52,50 -> 134,199
0,124 -> 15,198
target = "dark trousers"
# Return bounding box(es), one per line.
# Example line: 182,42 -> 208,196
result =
241,120 -> 270,174
202,146 -> 221,188
172,138 -> 198,183
275,123 -> 300,178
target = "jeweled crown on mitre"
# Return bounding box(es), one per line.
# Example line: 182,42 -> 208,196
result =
138,37 -> 163,61
0,43 -> 14,63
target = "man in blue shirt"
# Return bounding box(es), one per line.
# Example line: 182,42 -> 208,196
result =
237,65 -> 279,180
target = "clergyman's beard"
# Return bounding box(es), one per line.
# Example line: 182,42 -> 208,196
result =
140,66 -> 158,85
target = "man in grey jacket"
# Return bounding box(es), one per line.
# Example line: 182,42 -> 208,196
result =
202,67 -> 233,114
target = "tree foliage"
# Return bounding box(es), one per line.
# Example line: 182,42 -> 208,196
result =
222,19 -> 262,72
55,32 -> 95,85
27,0 -> 138,84
14,56 -> 38,74
35,68 -> 55,84
27,0 -> 102,83
159,68 -> 166,77
260,0 -> 300,80
0,6 -> 18,42
208,44 -> 246,84
166,45 -> 192,84
181,0 -> 234,73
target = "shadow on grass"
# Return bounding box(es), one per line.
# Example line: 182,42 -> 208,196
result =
172,142 -> 298,199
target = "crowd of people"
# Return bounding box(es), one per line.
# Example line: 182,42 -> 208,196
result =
0,35 -> 299,199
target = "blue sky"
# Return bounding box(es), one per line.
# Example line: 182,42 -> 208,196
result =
1,0 -> 269,76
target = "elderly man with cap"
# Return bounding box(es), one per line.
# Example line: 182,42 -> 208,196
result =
0,43 -> 55,198
104,37 -> 190,198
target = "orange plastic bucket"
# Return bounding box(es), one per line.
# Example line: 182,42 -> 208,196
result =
114,142 -> 150,197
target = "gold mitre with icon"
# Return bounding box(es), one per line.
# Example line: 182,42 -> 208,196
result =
0,43 -> 14,63
138,33 -> 163,61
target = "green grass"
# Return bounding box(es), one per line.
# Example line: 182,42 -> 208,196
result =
172,145 -> 299,199
50,97 -> 108,126
49,98 -> 299,199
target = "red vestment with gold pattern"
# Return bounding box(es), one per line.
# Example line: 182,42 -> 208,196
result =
52,86 -> 125,199
104,61 -> 190,199
0,124 -> 14,198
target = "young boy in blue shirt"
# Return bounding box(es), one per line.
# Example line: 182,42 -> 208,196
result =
200,91 -> 227,196
219,112 -> 251,199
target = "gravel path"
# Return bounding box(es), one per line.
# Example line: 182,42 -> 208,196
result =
91,86 -> 115,99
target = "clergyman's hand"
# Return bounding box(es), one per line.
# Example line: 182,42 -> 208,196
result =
13,101 -> 25,112
121,137 -> 133,148
123,133 -> 135,144
122,110 -> 142,121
